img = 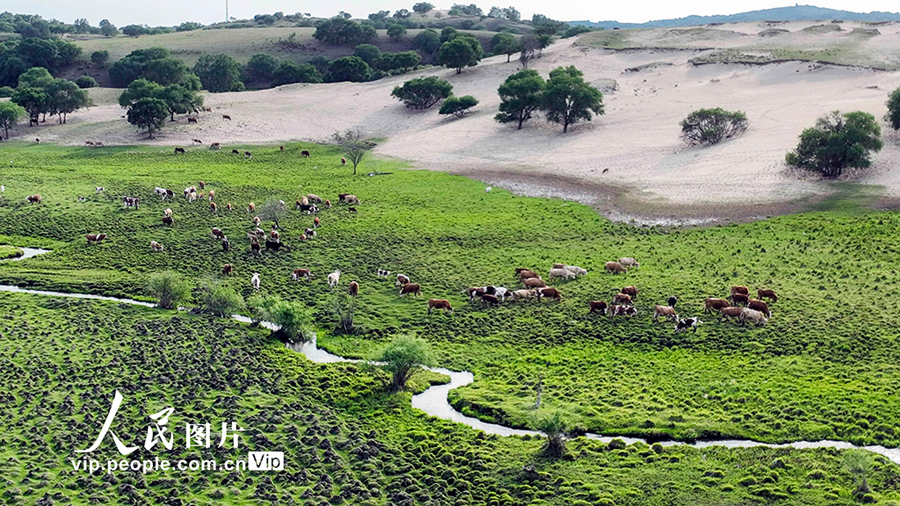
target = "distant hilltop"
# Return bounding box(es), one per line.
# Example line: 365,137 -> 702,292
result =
569,4 -> 900,29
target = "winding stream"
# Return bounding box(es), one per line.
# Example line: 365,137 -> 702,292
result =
3,247 -> 900,463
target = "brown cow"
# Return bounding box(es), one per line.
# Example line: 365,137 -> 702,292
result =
292,268 -> 311,281
537,287 -> 561,301
400,283 -> 421,298
348,281 -> 359,297
280,146 -> 284,151
314,217 -> 320,228
210,202 -> 217,213
396,274 -> 410,287
248,202 -> 255,212
428,299 -> 453,314
613,293 -> 632,306
748,299 -> 771,317
730,293 -> 749,306
719,306 -> 743,323
516,268 -> 540,280
523,277 -> 547,289
211,228 -> 225,239
341,157 -> 346,165
704,298 -> 730,313
325,199 -> 331,209
731,286 -> 749,297
188,117 -> 198,124
605,261 -> 627,274
481,293 -> 500,306
621,285 -> 638,298
226,203 -> 233,211
757,289 -> 778,302
26,194 -> 42,204
589,300 -> 608,314
348,207 -> 357,213
222,264 -> 233,276
162,216 -> 174,226
86,233 -> 107,245
251,242 -> 261,255
653,305 -> 677,322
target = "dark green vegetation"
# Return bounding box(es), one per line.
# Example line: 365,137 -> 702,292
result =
2,145 -> 900,454
5,294 -> 900,504
786,111 -> 883,178
494,66 -> 603,132
886,86 -> 900,131
439,95 -> 479,118
0,244 -> 23,259
392,76 -> 453,109
680,108 -> 749,146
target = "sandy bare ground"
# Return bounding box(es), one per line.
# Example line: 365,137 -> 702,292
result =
8,27 -> 900,219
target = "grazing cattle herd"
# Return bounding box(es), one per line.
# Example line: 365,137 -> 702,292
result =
12,145 -> 782,335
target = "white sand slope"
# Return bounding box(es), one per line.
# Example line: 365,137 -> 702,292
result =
15,26 -> 900,209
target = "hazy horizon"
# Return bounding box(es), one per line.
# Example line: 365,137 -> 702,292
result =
4,0 -> 900,29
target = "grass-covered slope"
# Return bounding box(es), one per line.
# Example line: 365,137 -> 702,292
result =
1,144 -> 899,448
2,293 -> 900,505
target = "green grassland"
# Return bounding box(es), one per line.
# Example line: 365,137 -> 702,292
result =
0,245 -> 23,259
3,293 -> 900,505
2,144 -> 900,503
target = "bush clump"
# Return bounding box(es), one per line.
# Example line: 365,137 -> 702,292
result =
391,76 -> 452,109
680,108 -> 748,145
438,95 -> 478,118
147,271 -> 191,309
74,76 -> 98,88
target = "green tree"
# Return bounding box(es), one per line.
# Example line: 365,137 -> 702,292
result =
17,38 -> 58,69
438,35 -> 483,73
368,10 -> 390,22
47,78 -> 91,123
245,53 -> 279,81
533,410 -> 572,457
148,271 -> 191,309
327,56 -> 370,82
121,24 -> 148,37
0,86 -> 15,97
542,66 -> 604,133
99,19 -> 117,37
886,86 -> 900,131
503,6 -> 521,21
0,101 -> 25,139
391,76 -> 452,109
680,108 -> 748,145
412,29 -> 441,54
387,24 -> 407,40
495,69 -> 545,129
160,84 -> 203,120
353,44 -> 382,67
785,110 -> 883,178
491,32 -> 522,62
74,75 -> 98,88
17,66 -> 53,89
193,54 -> 244,92
271,61 -> 321,86
108,57 -> 146,88
326,292 -> 356,334
389,51 -> 421,71
440,26 -> 457,43
142,58 -> 191,86
393,9 -> 411,19
313,17 -> 376,45
200,279 -> 245,317
333,129 -> 375,175
11,86 -> 50,126
377,334 -> 433,391
126,97 -> 169,138
261,299 -> 312,341
413,2 -> 434,13
118,78 -> 164,107
439,95 -> 478,118
308,55 -> 331,75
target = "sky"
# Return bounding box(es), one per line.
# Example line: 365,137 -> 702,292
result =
5,0 -> 900,27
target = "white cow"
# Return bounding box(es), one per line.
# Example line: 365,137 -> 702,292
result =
327,270 -> 341,288
251,273 -> 261,290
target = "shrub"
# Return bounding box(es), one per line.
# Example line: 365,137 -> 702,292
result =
74,75 -> 97,88
271,61 -> 321,86
308,55 -> 331,75
439,95 -> 478,118
412,29 -> 441,54
680,108 -> 748,145
245,53 -> 279,81
200,279 -> 245,317
377,334 -> 433,391
327,56 -> 370,83
250,296 -> 311,341
387,24 -> 407,40
148,271 -> 191,309
534,410 -> 572,457
0,86 -> 14,97
353,44 -> 382,66
326,292 -> 356,334
785,110 -> 882,177
90,50 -> 110,67
886,86 -> 900,130
391,76 -> 452,109
313,18 -> 376,45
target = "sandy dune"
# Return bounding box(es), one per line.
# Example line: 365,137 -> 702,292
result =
11,24 -> 900,214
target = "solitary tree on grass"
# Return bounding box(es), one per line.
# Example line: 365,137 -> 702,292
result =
333,129 -> 375,175
377,334 -> 433,391
534,410 -> 572,458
